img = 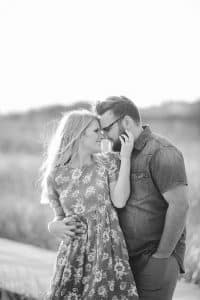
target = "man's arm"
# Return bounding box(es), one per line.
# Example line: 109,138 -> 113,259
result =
153,185 -> 189,258
150,146 -> 189,258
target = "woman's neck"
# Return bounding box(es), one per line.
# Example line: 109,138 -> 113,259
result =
70,150 -> 93,168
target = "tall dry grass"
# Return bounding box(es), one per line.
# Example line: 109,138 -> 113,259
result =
0,153 -> 59,250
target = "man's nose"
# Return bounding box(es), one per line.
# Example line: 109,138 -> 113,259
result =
99,130 -> 106,138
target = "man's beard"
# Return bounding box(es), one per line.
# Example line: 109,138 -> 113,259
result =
112,137 -> 122,152
111,125 -> 125,152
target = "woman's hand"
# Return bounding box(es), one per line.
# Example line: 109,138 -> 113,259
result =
119,130 -> 134,159
48,215 -> 86,242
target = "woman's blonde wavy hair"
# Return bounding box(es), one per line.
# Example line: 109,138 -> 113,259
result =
40,109 -> 99,203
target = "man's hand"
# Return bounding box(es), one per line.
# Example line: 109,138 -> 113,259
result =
48,215 -> 86,241
153,185 -> 189,258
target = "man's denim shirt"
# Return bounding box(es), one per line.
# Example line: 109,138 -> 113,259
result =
117,125 -> 188,273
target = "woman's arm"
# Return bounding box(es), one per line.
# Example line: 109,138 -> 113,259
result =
110,130 -> 134,208
45,175 -> 83,240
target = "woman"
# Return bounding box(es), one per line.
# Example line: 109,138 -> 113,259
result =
41,109 -> 138,299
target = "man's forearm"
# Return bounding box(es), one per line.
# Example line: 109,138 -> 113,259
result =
155,204 -> 188,257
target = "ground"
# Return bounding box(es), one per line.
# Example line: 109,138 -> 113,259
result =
0,238 -> 199,299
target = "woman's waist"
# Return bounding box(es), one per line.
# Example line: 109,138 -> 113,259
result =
64,204 -> 112,219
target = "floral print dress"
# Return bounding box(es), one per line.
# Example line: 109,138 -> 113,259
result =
45,152 -> 138,300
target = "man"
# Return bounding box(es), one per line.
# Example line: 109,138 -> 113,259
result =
95,96 -> 189,300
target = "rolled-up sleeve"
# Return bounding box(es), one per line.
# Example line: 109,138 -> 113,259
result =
150,146 -> 188,194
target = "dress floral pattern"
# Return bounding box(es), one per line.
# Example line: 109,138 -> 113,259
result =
45,152 -> 138,300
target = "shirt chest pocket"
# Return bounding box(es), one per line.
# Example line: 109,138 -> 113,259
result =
131,171 -> 153,199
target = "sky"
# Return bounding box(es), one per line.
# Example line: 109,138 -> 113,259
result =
0,0 -> 200,113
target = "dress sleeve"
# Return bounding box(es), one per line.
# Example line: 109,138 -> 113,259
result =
105,152 -> 121,183
46,175 -> 65,220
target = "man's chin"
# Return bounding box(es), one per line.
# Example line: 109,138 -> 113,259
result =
112,139 -> 121,152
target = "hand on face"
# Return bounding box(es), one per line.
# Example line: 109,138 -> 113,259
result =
119,130 -> 134,159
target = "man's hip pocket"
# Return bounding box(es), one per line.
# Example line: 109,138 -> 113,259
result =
139,256 -> 169,291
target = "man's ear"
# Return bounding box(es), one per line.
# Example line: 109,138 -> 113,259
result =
122,115 -> 133,129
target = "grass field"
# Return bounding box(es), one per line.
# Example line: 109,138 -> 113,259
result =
0,238 -> 200,299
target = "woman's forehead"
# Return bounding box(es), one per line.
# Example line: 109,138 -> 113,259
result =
85,119 -> 100,131
91,118 -> 100,127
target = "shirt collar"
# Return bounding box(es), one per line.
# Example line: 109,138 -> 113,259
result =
134,125 -> 152,151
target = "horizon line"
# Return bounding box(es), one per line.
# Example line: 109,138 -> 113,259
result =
1,98 -> 200,116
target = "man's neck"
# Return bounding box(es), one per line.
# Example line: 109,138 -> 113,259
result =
133,125 -> 144,141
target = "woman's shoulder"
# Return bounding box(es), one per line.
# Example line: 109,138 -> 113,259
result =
47,163 -> 66,182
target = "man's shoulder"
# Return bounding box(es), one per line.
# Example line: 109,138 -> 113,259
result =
145,131 -> 181,155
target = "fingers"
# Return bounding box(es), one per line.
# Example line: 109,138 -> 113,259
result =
121,135 -> 128,143
125,130 -> 134,143
64,222 -> 86,235
119,136 -> 125,145
75,227 -> 87,234
60,226 -> 86,240
120,129 -> 134,159
60,230 -> 87,242
53,215 -> 87,239
120,132 -> 133,145
55,225 -> 76,238
63,215 -> 79,224
61,234 -> 71,240
65,224 -> 78,231
65,230 -> 76,237
63,218 -> 83,231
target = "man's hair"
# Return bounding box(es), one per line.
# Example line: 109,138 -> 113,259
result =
96,96 -> 141,125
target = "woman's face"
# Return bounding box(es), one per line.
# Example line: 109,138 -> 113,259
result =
81,119 -> 103,153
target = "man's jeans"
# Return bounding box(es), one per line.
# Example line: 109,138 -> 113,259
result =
129,254 -> 179,300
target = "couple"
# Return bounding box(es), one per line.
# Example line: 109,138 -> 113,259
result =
41,96 -> 189,300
